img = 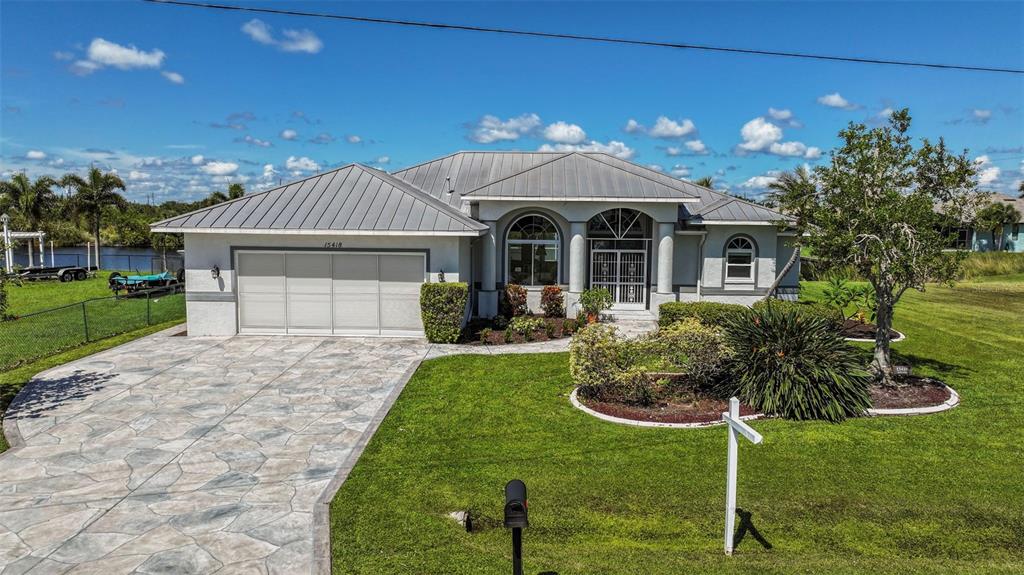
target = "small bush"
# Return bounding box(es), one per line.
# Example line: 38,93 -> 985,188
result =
479,328 -> 493,345
658,301 -> 746,327
569,323 -> 626,390
639,318 -> 732,388
509,316 -> 544,340
502,284 -> 529,317
503,327 -> 514,344
494,315 -> 509,329
540,285 -> 565,318
419,282 -> 468,343
753,298 -> 844,331
722,305 -> 871,422
578,287 -> 613,319
544,321 -> 557,339
562,318 -> 578,335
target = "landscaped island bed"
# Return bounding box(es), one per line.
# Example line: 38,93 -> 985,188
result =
330,276 -> 1024,574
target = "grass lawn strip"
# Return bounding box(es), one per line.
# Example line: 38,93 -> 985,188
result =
329,277 -> 1024,574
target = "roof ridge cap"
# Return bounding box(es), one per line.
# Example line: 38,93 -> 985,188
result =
461,152 -> 574,196
359,164 -> 486,230
579,153 -> 699,199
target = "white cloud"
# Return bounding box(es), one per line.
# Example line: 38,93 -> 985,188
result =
190,154 -> 205,165
817,92 -> 859,110
25,150 -> 47,160
286,156 -> 319,172
86,38 -> 165,70
740,173 -> 781,190
975,155 -> 1001,186
128,170 -> 150,181
280,129 -> 298,140
623,119 -> 644,133
161,71 -> 184,84
469,113 -> 541,143
738,117 -> 820,159
543,121 -> 587,145
262,164 -> 277,178
69,60 -> 101,76
670,164 -> 691,178
201,161 -> 239,176
53,51 -> 75,61
346,135 -> 362,144
648,116 -> 697,139
375,156 -> 390,165
238,134 -> 272,148
241,19 -> 323,54
537,139 -> 634,160
685,140 -> 708,154
767,107 -> 802,128
973,109 -> 992,123
646,164 -> 664,172
876,107 -> 895,120
308,132 -> 335,145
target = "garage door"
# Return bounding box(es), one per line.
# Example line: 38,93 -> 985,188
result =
237,251 -> 425,336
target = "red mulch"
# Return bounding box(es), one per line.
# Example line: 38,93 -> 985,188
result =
841,319 -> 901,340
464,315 -> 573,346
870,376 -> 950,409
581,395 -> 758,424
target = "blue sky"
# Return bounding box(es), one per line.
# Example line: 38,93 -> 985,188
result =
1,0 -> 1022,202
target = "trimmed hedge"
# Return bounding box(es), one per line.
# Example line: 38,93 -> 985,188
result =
658,301 -> 746,327
753,298 -> 844,331
420,282 -> 468,343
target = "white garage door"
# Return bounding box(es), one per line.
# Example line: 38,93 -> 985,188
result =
237,251 -> 425,336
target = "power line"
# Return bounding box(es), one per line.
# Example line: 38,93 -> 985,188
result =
143,0 -> 1024,75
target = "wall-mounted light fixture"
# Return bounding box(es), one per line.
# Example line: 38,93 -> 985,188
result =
211,265 -> 220,279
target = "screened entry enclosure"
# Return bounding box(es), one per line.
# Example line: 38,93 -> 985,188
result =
587,208 -> 651,309
506,215 -> 560,285
236,250 -> 426,336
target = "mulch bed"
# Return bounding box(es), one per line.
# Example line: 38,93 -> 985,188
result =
463,315 -> 575,346
841,319 -> 901,340
581,393 -> 757,425
870,375 -> 951,409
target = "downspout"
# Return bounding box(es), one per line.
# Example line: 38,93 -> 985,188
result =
696,232 -> 707,301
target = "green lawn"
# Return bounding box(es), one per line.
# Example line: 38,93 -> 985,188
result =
330,278 -> 1024,574
1,273 -> 185,371
0,319 -> 185,453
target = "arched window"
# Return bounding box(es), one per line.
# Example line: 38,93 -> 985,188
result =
724,236 -> 756,282
506,214 -> 560,285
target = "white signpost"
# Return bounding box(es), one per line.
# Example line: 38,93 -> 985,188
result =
722,396 -> 763,555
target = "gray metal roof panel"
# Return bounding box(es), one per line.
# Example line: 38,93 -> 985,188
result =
151,164 -> 486,234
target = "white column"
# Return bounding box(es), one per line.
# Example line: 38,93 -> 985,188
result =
27,238 -> 33,268
657,222 -> 674,294
567,222 -> 586,318
479,220 -> 498,317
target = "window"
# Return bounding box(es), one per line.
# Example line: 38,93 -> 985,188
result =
724,236 -> 756,282
506,215 -> 560,285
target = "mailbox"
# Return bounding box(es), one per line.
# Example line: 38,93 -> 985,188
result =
504,479 -> 529,529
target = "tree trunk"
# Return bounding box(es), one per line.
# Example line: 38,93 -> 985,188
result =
872,295 -> 896,386
94,214 -> 101,270
766,240 -> 801,298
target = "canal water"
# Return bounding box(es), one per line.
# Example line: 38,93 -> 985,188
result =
7,246 -> 181,272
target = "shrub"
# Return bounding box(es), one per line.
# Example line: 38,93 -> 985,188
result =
639,318 -> 732,388
569,323 -> 626,390
0,276 -> 8,320
658,301 -> 746,327
501,284 -> 529,317
509,316 -> 544,340
544,320 -> 557,339
562,318 -> 578,335
494,315 -> 509,329
578,287 -> 613,319
721,305 -> 871,422
959,252 -> 1024,279
419,282 -> 468,343
753,298 -> 844,331
540,285 -> 565,318
479,328 -> 493,345
503,327 -> 514,344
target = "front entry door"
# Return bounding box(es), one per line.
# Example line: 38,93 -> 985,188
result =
590,249 -> 647,310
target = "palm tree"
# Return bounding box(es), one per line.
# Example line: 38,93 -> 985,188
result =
1018,180 -> 1023,199
765,165 -> 817,297
61,168 -> 127,269
0,173 -> 59,229
692,176 -> 715,189
975,201 -> 1022,251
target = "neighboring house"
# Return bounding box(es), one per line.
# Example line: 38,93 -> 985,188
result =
152,151 -> 799,337
962,194 -> 1024,253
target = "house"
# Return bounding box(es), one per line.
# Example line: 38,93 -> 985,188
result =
151,151 -> 800,337
956,193 -> 1024,253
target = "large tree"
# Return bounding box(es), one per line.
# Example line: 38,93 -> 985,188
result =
61,168 -> 127,269
975,201 -> 1022,251
765,165 -> 816,297
0,173 -> 59,229
808,109 -> 981,384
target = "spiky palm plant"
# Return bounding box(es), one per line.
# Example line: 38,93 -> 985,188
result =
693,176 -> 715,188
0,173 -> 59,229
722,306 -> 871,422
61,167 -> 127,269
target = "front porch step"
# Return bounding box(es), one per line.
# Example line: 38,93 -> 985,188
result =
601,310 -> 658,338
603,310 -> 657,321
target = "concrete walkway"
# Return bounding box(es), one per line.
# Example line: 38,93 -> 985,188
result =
0,328 -> 583,575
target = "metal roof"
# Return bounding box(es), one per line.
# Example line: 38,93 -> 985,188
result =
684,195 -> 796,225
151,163 -> 487,235
458,152 -> 701,202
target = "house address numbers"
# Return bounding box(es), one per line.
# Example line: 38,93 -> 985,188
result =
323,241 -> 344,249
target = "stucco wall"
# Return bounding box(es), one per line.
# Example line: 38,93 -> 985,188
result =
182,232 -> 469,336
700,225 -> 778,294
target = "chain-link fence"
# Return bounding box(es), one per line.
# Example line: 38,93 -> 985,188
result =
0,286 -> 185,371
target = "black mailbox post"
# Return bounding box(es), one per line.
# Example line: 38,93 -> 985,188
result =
504,479 -> 528,575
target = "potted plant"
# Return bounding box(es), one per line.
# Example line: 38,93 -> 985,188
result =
578,287 -> 613,324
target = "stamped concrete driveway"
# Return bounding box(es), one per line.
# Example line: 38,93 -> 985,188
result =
0,330 -> 438,575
